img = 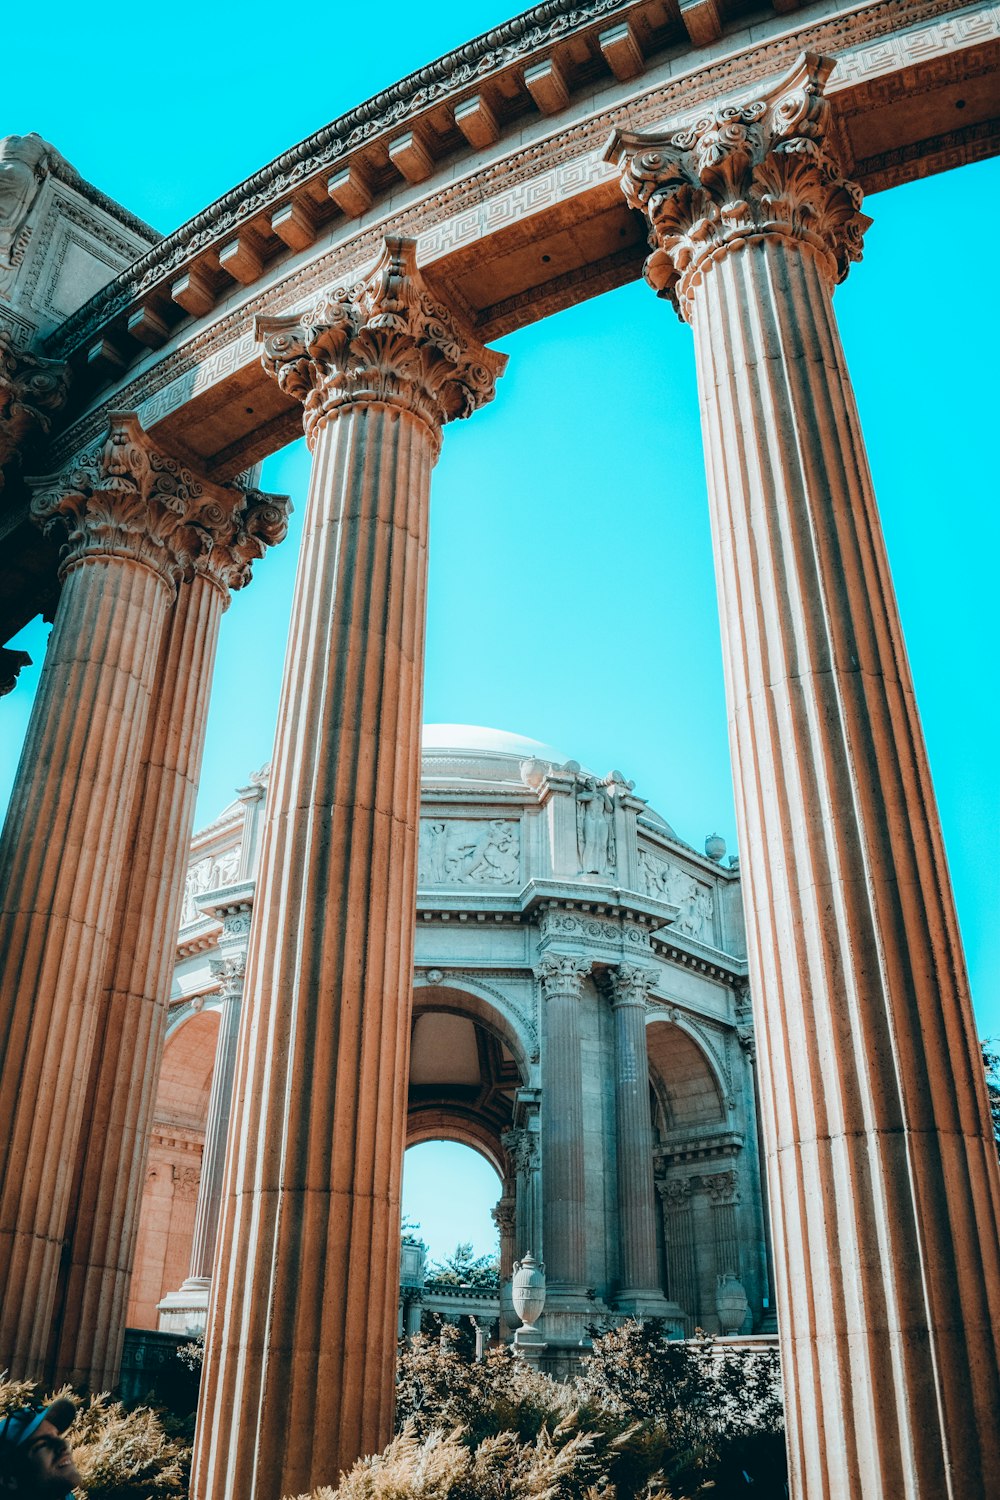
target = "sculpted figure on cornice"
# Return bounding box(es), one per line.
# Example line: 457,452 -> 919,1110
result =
576,775 -> 615,875
0,134 -> 53,270
182,843 -> 244,924
258,237 -> 505,450
418,818 -> 519,887
30,414 -> 289,594
608,53 -> 870,322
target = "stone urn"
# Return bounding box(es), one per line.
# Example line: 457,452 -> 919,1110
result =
715,1272 -> 749,1335
511,1253 -> 546,1328
705,832 -> 727,862
500,1277 -> 521,1331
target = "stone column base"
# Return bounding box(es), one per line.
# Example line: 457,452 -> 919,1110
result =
157,1276 -> 210,1336
512,1325 -> 546,1367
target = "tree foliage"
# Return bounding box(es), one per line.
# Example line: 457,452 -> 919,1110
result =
301,1319 -> 787,1499
427,1240 -> 500,1291
982,1040 -> 1000,1164
0,1376 -> 190,1500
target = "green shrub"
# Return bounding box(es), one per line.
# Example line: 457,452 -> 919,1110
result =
0,1374 -> 190,1500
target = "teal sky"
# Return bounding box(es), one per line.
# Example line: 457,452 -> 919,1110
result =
4,4 -> 998,1259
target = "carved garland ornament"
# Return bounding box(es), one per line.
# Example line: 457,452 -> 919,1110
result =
29,412 -> 289,593
257,236 -> 506,450
606,52 -> 871,320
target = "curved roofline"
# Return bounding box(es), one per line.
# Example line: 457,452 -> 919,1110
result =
46,0 -> 622,356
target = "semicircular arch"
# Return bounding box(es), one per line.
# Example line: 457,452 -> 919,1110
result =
646,1017 -> 726,1132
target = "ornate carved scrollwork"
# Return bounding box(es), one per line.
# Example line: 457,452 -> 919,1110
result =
534,952 -> 592,999
606,52 -> 871,320
0,330 -> 70,487
256,236 -> 507,449
608,962 -> 658,1007
29,413 -> 289,594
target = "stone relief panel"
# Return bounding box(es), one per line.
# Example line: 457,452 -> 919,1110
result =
181,844 -> 242,924
418,818 -> 520,887
637,846 -> 715,945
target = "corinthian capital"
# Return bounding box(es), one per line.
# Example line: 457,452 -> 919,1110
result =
256,236 -> 507,449
0,331 -> 70,487
605,52 -> 870,320
194,487 -> 291,600
535,953 -> 592,999
609,963 -> 657,1007
29,414 -> 287,595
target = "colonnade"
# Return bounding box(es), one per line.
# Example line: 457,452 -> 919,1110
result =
0,51 -> 996,1500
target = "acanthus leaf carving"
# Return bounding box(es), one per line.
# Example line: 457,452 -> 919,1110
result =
610,962 -> 657,1007
606,52 -> 871,320
28,412 -> 288,593
534,952 -> 592,998
257,236 -> 506,449
0,329 -> 70,487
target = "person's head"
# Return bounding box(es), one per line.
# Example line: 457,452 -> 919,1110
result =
0,1400 -> 80,1499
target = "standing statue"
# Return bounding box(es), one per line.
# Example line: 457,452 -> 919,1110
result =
0,134 -> 52,267
576,777 -> 615,874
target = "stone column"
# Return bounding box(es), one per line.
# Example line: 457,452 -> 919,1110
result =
52,489 -> 287,1389
609,52 -> 1000,1499
491,1196 -> 516,1284
657,1177 -> 698,1335
536,953 -> 591,1303
704,1170 -> 741,1284
607,964 -> 666,1314
191,238 -> 504,1500
157,925 -> 249,1336
0,415 -> 237,1378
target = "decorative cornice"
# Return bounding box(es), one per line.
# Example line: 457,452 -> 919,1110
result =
0,647 -> 31,698
534,952 -> 592,998
606,51 -> 871,320
0,330 -> 70,487
28,413 -> 289,592
257,237 -> 506,449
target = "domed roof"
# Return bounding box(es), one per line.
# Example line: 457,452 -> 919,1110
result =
421,724 -> 566,762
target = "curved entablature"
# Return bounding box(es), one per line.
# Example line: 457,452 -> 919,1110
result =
38,0 -> 998,487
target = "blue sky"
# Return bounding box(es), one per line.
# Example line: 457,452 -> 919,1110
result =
4,4 -> 998,1259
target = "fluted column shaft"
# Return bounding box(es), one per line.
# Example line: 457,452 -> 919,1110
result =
609,966 -> 660,1296
192,237 -> 504,1500
50,572 -> 225,1386
657,1178 -> 697,1330
537,956 -> 590,1292
0,552 -> 171,1375
611,54 -> 1000,1500
187,964 -> 244,1282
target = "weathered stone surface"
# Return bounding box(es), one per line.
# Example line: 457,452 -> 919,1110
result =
191,238 -> 503,1499
50,486 -> 287,1391
611,50 -> 1000,1500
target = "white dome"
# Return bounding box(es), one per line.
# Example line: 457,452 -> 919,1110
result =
421,724 -> 565,763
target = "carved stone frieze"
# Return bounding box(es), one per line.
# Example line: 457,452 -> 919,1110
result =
0,329 -> 69,486
29,413 -> 289,592
535,952 -> 592,999
540,910 -> 652,950
418,817 -> 520,886
607,53 -> 872,320
257,237 -> 505,449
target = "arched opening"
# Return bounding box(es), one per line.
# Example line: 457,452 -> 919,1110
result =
127,1008 -> 219,1330
646,1019 -> 725,1136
